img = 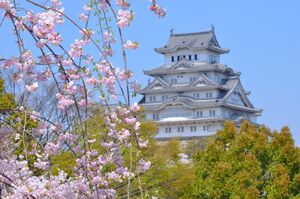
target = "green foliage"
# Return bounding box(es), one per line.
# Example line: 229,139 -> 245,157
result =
190,121 -> 300,199
0,77 -> 16,116
0,77 -> 41,176
50,151 -> 76,176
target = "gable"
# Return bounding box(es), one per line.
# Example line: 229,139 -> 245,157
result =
209,33 -> 221,48
148,78 -> 169,90
170,62 -> 191,71
190,74 -> 217,87
224,84 -> 253,108
226,91 -> 247,106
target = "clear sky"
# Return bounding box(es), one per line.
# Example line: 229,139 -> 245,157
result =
123,0 -> 300,145
1,1 -> 299,145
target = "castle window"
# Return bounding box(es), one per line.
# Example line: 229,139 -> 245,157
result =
165,127 -> 172,133
190,126 -> 197,132
178,126 -> 184,132
194,54 -> 198,60
203,125 -> 209,131
190,77 -> 197,83
162,95 -> 168,101
171,56 -> 174,62
150,96 -> 156,102
152,113 -> 159,121
193,93 -> 200,99
209,110 -> 216,116
171,78 -> 177,84
196,111 -> 203,117
189,55 -> 192,61
177,55 -> 180,61
203,125 -> 210,131
206,92 -> 212,98
183,55 -> 186,60
209,54 -> 218,63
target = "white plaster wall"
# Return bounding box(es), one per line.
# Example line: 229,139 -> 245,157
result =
145,106 -> 222,121
184,90 -> 219,99
155,122 -> 223,138
193,107 -> 221,118
164,50 -> 220,64
162,73 -> 197,84
145,93 -> 164,103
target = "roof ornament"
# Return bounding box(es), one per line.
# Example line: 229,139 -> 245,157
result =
210,24 -> 215,32
170,28 -> 174,35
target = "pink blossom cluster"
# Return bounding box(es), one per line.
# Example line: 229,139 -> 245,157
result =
0,0 -> 12,10
116,0 -> 130,9
25,82 -> 39,92
0,0 -> 166,197
117,9 -> 133,28
123,40 -> 139,49
21,7 -> 65,46
96,0 -> 109,10
56,93 -> 75,110
149,0 -> 166,17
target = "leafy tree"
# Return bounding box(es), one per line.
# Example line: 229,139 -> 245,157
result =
190,121 -> 300,199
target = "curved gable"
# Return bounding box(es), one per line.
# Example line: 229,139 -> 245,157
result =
190,74 -> 217,87
223,81 -> 254,108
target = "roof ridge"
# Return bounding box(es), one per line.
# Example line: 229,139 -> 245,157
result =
171,31 -> 212,37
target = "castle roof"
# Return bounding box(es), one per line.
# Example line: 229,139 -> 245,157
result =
140,76 -> 263,114
144,60 -> 239,76
139,73 -> 229,94
155,29 -> 229,54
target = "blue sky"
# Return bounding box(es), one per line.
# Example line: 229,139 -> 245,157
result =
123,0 -> 300,145
1,1 -> 299,145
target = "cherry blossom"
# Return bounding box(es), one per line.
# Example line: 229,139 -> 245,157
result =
117,9 -> 133,28
79,13 -> 88,22
116,0 -> 130,9
130,103 -> 140,112
0,0 -> 11,10
123,40 -> 138,49
25,82 -> 39,92
0,0 -> 166,197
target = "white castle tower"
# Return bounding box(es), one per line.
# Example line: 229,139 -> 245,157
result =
139,28 -> 262,139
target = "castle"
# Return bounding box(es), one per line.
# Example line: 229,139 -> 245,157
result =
139,28 -> 262,139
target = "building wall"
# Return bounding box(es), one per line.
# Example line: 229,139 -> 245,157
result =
145,106 -> 222,121
162,73 -> 197,84
164,49 -> 220,64
145,89 -> 220,103
206,71 -> 229,84
160,71 -> 228,86
156,122 -> 223,139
